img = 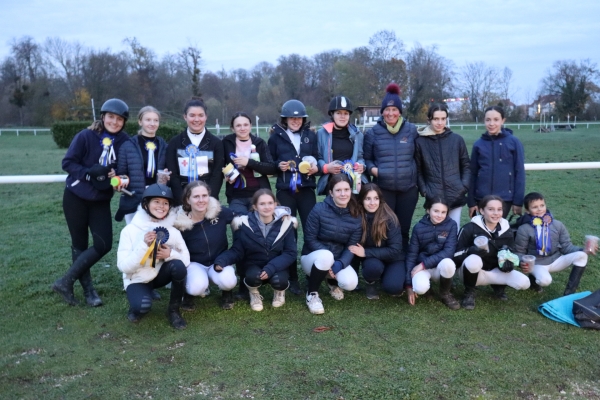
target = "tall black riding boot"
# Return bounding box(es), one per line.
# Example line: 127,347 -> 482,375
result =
528,274 -> 543,293
439,277 -> 460,310
288,262 -> 302,295
221,290 -> 234,310
462,267 -> 479,310
52,247 -> 101,306
307,265 -> 328,294
491,285 -> 508,301
235,261 -> 250,301
167,277 -> 187,330
564,266 -> 586,296
181,292 -> 196,311
73,247 -> 103,307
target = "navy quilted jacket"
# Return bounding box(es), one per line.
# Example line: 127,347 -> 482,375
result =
364,118 -> 418,192
406,215 -> 458,274
301,196 -> 362,267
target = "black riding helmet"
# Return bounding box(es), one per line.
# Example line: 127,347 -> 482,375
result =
101,98 -> 129,121
280,99 -> 308,129
328,96 -> 353,116
141,184 -> 174,219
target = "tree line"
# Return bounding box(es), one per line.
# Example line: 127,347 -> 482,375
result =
1,31 -> 598,127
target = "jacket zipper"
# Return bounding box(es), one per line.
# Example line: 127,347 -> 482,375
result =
438,138 -> 446,194
201,223 -> 211,259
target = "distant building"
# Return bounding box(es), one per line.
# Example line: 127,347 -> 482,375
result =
355,106 -> 380,127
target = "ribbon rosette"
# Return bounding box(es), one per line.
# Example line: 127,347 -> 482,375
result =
228,153 -> 246,189
288,160 -> 301,193
140,227 -> 170,268
530,212 -> 553,256
185,144 -> 198,183
341,159 -> 362,194
145,141 -> 157,178
99,136 -> 115,166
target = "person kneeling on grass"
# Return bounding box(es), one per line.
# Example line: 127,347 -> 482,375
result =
301,174 -> 361,314
453,195 -> 530,310
514,192 -> 596,295
406,197 -> 460,310
213,189 -> 297,311
117,184 -> 189,329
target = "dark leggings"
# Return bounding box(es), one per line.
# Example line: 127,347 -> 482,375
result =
126,260 -> 187,315
63,188 -> 113,256
381,187 -> 419,253
276,187 -> 316,281
361,257 -> 406,295
244,266 -> 289,290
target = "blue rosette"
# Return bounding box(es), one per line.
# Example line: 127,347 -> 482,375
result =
154,226 -> 169,245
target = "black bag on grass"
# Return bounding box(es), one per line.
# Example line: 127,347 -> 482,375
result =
573,289 -> 600,330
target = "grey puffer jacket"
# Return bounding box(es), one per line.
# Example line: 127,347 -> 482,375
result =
364,117 -> 418,192
116,134 -> 167,221
301,196 -> 362,268
514,214 -> 583,265
415,126 -> 470,208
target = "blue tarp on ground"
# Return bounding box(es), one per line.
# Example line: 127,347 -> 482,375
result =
538,291 -> 592,327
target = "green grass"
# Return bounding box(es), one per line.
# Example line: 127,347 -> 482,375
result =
1,131 -> 600,399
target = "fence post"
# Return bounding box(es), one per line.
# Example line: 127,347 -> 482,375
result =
16,130 -> 19,136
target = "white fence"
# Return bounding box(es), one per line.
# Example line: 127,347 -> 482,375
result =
1,162 -> 599,184
0,128 -> 51,136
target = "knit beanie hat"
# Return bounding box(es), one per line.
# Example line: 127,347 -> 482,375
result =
380,83 -> 403,114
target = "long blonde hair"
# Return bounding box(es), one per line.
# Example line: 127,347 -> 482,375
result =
137,106 -> 161,135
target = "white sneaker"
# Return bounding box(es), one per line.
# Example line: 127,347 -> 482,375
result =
272,290 -> 286,308
328,284 -> 344,300
306,292 -> 324,314
249,290 -> 263,311
199,287 -> 210,298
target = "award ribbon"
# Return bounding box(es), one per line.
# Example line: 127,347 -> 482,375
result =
288,160 -> 301,193
99,136 -> 115,166
185,144 -> 198,183
139,227 -> 170,268
145,141 -> 156,178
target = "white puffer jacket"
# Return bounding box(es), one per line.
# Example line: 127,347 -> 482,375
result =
117,205 -> 190,288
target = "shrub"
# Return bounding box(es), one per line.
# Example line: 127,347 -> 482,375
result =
51,121 -> 185,148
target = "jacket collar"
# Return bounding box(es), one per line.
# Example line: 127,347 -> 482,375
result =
470,215 -> 510,236
172,197 -> 222,231
130,204 -> 177,230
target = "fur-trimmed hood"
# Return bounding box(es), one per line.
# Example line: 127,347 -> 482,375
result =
173,197 -> 222,231
231,207 -> 297,244
130,203 -> 178,230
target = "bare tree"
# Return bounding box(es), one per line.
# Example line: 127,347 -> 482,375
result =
459,61 -> 498,121
178,44 -> 203,97
368,30 -> 407,94
124,37 -> 156,104
44,37 -> 85,94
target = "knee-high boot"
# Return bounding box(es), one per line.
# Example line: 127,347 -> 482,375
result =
462,267 -> 478,310
168,276 -> 187,330
564,266 -> 586,296
307,265 -> 328,294
53,247 -> 101,306
491,284 -> 508,301
439,277 -> 460,310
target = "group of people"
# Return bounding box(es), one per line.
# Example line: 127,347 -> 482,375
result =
52,83 -> 596,330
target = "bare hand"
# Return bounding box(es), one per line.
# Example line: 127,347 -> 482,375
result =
407,288 -> 417,306
156,244 -> 171,260
279,161 -> 289,172
520,261 -> 531,274
411,263 -> 425,278
469,206 -> 478,218
144,231 -> 157,246
214,264 -> 223,272
370,167 -> 378,177
307,164 -> 319,176
107,168 -> 116,178
327,269 -> 336,279
327,162 -> 343,174
259,271 -> 269,280
116,175 -> 129,191
585,243 -> 598,255
354,164 -> 365,174
349,244 -> 365,258
512,205 -> 523,216
232,156 -> 249,167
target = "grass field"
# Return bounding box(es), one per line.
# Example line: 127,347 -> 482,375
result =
1,128 -> 600,399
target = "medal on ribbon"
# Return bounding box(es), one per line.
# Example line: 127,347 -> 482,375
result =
228,153 -> 246,189
185,144 -> 198,182
99,136 -> 115,166
288,160 -> 301,193
341,159 -> 361,194
145,141 -> 156,178
140,227 -> 170,268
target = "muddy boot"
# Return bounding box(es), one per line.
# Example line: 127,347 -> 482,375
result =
365,281 -> 379,300
461,267 -> 479,310
563,266 -> 586,296
221,290 -> 234,310
439,277 -> 460,310
79,270 -> 103,307
235,283 -> 250,301
52,248 -> 101,306
491,285 -> 508,301
167,278 -> 187,330
528,274 -> 543,293
181,293 -> 196,311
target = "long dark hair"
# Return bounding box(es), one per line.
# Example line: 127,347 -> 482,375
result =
327,174 -> 360,218
357,183 -> 399,246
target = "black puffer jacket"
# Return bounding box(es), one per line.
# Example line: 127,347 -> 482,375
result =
222,133 -> 277,203
453,216 -> 515,271
361,212 -> 403,262
301,196 -> 362,267
166,129 -> 224,205
415,126 -> 470,208
363,118 -> 418,192
406,215 -> 457,273
214,210 -> 297,278
268,123 -> 319,191
115,134 -> 168,220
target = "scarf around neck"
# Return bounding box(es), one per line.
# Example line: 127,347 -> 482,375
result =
529,212 -> 553,256
385,116 -> 404,134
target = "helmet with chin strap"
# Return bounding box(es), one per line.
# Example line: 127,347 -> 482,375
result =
141,184 -> 173,219
328,96 -> 353,116
101,98 -> 129,121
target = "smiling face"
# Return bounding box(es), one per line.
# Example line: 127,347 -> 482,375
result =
430,110 -> 447,134
485,109 -> 505,135
382,106 -> 401,126
527,199 -> 547,217
479,199 -> 503,227
330,181 -> 352,208
232,115 -> 252,140
362,190 -> 380,213
286,117 -> 303,131
102,112 -> 125,134
255,194 -> 276,220
147,197 -> 170,219
139,112 -> 160,137
184,106 -> 207,133
427,202 -> 448,224
189,185 -> 210,215
332,110 -> 350,128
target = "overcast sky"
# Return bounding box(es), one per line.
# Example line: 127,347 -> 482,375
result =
3,0 -> 599,104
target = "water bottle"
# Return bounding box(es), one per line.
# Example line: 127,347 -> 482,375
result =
250,145 -> 261,177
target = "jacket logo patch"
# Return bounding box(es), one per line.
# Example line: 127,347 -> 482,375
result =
400,137 -> 408,143
304,137 -> 309,143
387,100 -> 395,106
438,231 -> 449,239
